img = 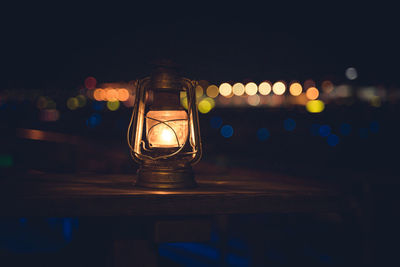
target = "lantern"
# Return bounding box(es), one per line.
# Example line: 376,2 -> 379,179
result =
127,61 -> 202,188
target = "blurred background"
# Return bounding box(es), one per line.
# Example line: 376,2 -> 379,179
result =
1,2 -> 399,266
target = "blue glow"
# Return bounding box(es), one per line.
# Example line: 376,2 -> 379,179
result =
19,218 -> 27,225
86,113 -> 102,128
210,116 -> 223,129
284,118 -> 296,131
340,123 -> 351,136
166,243 -> 219,260
369,121 -> 379,133
257,128 -> 270,141
92,101 -> 105,111
359,128 -> 368,139
310,124 -> 320,136
63,218 -> 72,242
221,125 -> 234,138
327,134 -> 339,146
319,125 -> 331,137
227,253 -> 249,266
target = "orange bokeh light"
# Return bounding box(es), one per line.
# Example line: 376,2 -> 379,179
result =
105,88 -> 118,101
117,89 -> 130,101
289,82 -> 302,96
94,89 -> 106,101
306,87 -> 319,100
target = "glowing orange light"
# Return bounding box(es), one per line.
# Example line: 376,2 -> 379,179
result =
94,89 -> 106,101
247,94 -> 260,106
105,88 -> 118,101
289,82 -> 302,96
117,89 -> 130,101
306,87 -> 319,100
146,110 -> 188,148
206,85 -> 219,98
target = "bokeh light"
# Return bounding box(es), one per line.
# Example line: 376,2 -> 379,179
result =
107,100 -> 120,111
105,88 -> 118,101
198,98 -> 214,114
84,76 -> 97,89
289,82 -> 302,96
232,83 -> 245,96
327,134 -> 339,146
369,121 -> 379,133
86,113 -> 102,128
117,89 -> 130,101
76,95 -> 86,107
306,87 -> 319,100
39,109 -> 60,122
258,81 -> 272,95
272,81 -> 286,95
306,100 -> 325,113
210,116 -> 223,129
319,125 -> 331,137
340,123 -> 351,136
345,67 -> 358,80
284,118 -> 296,131
206,85 -> 219,98
321,80 -> 334,93
221,125 -> 234,138
245,82 -> 258,96
247,94 -> 260,106
196,85 -> 204,98
0,154 -> 13,168
219,83 -> 232,97
94,89 -> 106,101
257,128 -> 270,141
66,97 -> 79,110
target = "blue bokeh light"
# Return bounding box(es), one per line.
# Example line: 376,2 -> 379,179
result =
221,125 -> 234,138
257,128 -> 270,141
339,123 -> 351,136
369,121 -> 379,133
284,118 -> 296,131
327,134 -> 339,146
86,113 -> 102,128
319,125 -> 331,137
210,116 -> 223,129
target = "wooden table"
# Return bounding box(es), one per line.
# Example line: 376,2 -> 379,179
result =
0,169 -> 354,266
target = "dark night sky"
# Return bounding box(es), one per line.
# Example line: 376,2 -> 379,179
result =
2,3 -> 399,90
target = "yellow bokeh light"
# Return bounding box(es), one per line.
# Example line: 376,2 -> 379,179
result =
306,87 -> 319,100
289,82 -> 302,96
272,81 -> 286,95
67,97 -> 79,110
258,82 -> 272,95
206,85 -> 219,98
198,98 -> 213,113
117,89 -> 130,101
232,83 -> 245,96
76,94 -> 86,107
196,85 -> 204,98
245,82 -> 258,96
306,100 -> 325,113
180,95 -> 188,109
94,89 -> 106,101
107,100 -> 120,111
219,83 -> 232,97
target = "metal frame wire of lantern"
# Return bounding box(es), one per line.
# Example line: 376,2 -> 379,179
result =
126,69 -> 202,189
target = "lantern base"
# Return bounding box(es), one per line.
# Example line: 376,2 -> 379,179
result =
135,166 -> 197,189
